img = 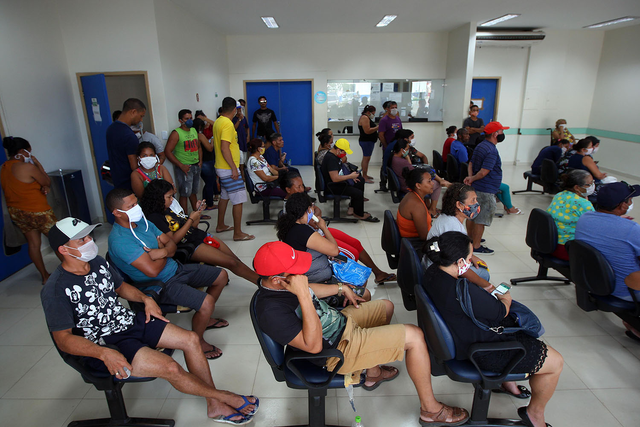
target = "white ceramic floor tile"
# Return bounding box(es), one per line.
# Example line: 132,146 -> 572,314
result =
0,308 -> 30,336
524,299 -> 609,337
0,345 -> 51,397
64,398 -> 165,426
530,389 -> 622,427
0,398 -> 80,427
0,307 -> 53,345
592,388 -> 640,427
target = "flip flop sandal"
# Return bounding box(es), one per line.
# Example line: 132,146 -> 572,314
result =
235,395 -> 259,416
211,412 -> 252,425
204,346 -> 223,360
205,205 -> 218,211
420,404 -> 469,426
625,330 -> 640,342
362,365 -> 399,391
492,384 -> 531,399
206,318 -> 229,330
361,215 -> 380,223
518,406 -> 551,427
216,225 -> 234,233
375,273 -> 397,285
233,235 -> 255,242
200,214 -> 212,220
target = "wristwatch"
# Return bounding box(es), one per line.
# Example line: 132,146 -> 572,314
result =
337,282 -> 343,297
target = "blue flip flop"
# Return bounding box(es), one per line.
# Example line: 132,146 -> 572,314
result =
235,395 -> 259,416
211,412 -> 252,425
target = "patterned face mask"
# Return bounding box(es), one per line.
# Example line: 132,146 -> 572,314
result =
459,202 -> 481,220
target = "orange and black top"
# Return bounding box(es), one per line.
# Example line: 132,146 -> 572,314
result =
397,190 -> 431,238
0,159 -> 51,212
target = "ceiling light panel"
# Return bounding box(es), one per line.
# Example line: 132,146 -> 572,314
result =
480,14 -> 521,27
376,15 -> 398,27
261,17 -> 279,29
584,16 -> 638,29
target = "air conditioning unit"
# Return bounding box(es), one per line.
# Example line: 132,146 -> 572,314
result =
476,31 -> 546,48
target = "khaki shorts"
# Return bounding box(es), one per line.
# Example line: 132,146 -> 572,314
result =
8,207 -> 56,235
326,299 -> 406,375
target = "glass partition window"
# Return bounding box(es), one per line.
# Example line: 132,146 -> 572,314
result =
327,79 -> 445,134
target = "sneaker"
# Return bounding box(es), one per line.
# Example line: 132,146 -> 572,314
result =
474,245 -> 494,255
481,239 -> 486,243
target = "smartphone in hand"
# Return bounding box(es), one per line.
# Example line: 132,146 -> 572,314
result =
491,282 -> 511,297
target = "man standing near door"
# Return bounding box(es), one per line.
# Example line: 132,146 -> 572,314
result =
214,97 -> 254,242
251,96 -> 280,141
106,98 -> 146,190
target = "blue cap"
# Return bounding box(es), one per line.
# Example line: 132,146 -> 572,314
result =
597,182 -> 640,210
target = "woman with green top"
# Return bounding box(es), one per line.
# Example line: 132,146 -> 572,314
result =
546,169 -> 594,260
131,142 -> 174,198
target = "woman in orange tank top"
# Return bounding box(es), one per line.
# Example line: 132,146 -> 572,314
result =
1,136 -> 56,284
397,167 -> 434,241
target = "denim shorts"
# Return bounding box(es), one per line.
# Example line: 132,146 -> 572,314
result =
174,164 -> 201,196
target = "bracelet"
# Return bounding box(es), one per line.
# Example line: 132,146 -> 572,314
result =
337,283 -> 343,297
186,218 -> 193,223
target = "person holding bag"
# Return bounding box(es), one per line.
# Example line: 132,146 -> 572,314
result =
422,231 -> 564,427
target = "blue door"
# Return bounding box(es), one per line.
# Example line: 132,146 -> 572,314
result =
80,74 -> 114,223
246,81 -> 313,165
471,79 -> 499,124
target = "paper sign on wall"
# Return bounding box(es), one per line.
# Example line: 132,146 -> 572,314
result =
382,82 -> 394,92
91,98 -> 102,123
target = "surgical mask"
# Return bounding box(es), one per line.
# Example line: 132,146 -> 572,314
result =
306,210 -> 314,224
593,146 -> 599,154
409,140 -> 416,147
402,149 -> 410,158
582,183 -> 595,197
139,156 -> 158,169
184,119 -> 194,128
258,147 -> 265,155
627,201 -> 634,213
65,239 -> 99,262
117,204 -> 149,247
458,258 -> 472,276
559,124 -> 567,129
496,134 -> 506,143
585,148 -> 594,155
169,197 -> 184,215
460,202 -> 481,220
390,108 -> 398,116
561,146 -> 568,154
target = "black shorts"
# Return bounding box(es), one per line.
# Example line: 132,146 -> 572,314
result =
160,263 -> 223,311
83,311 -> 168,372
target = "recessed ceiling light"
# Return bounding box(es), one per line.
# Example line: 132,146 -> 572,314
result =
480,14 -> 521,27
584,16 -> 638,29
376,15 -> 397,28
261,17 -> 279,29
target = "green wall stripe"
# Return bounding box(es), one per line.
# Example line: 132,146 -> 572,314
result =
501,127 -> 640,143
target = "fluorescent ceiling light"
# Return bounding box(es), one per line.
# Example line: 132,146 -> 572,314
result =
480,14 -> 521,27
261,17 -> 279,29
376,15 -> 397,27
584,16 -> 638,29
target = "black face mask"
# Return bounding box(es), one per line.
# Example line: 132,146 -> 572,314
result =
497,133 -> 506,142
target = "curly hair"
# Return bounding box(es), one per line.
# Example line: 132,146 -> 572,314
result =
275,192 -> 312,241
139,179 -> 174,215
441,183 -> 476,216
136,141 -> 156,157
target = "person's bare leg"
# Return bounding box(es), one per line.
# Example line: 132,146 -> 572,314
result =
359,249 -> 394,282
179,196 -> 189,215
232,203 -> 253,240
189,193 -> 198,211
525,346 -> 563,427
191,244 -> 259,284
429,181 -> 442,216
192,270 -> 228,355
216,198 -> 230,231
25,230 -> 48,283
362,156 -> 372,180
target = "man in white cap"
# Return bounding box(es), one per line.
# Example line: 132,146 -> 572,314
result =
41,217 -> 259,424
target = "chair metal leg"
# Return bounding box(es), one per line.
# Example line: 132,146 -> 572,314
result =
510,265 -> 571,286
512,177 -> 544,195
246,200 -> 279,225
327,198 -> 357,223
464,385 -> 525,426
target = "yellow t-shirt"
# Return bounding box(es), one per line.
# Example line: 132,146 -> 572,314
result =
213,116 -> 239,170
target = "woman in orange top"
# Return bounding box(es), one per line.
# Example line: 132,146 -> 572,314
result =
397,167 -> 434,241
1,136 -> 56,283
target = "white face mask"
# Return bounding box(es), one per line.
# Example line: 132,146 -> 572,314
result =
583,183 -> 595,197
592,146 -> 599,154
458,258 -> 472,276
627,201 -> 634,214
409,140 -> 416,147
139,156 -> 158,169
117,204 -> 149,246
559,124 -> 567,129
390,108 -> 398,116
561,146 -> 567,154
585,148 -> 594,155
169,197 -> 183,214
64,239 -> 99,262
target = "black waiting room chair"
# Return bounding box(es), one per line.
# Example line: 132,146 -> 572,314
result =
386,167 -> 404,204
510,208 -> 571,286
243,167 -> 284,225
446,154 -> 461,183
381,210 -> 402,269
314,163 -> 357,223
512,170 -> 544,195
396,237 -> 426,311
432,150 -> 446,180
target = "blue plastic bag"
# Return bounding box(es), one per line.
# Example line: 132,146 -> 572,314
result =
330,253 -> 372,287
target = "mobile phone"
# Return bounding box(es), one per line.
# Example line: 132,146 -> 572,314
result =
491,282 -> 511,296
198,199 -> 206,211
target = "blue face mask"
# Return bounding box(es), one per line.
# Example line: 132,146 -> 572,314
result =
306,210 -> 314,224
184,119 -> 194,128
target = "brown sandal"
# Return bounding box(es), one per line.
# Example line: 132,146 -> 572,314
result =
362,365 -> 399,391
419,404 -> 469,426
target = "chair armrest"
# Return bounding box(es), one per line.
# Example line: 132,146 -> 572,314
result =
198,220 -> 211,234
467,340 -> 526,383
174,244 -> 196,264
285,348 -> 344,389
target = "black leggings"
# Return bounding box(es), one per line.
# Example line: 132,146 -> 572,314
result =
327,176 -> 365,216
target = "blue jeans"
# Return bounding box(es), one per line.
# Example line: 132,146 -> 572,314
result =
200,160 -> 219,205
470,264 -> 491,282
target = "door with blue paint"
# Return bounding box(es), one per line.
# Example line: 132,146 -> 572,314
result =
471,78 -> 499,124
80,74 -> 113,223
246,81 -> 313,165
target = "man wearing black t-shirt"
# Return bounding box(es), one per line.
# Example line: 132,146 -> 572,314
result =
252,241 -> 469,426
320,139 -> 378,222
106,98 -> 146,189
251,96 -> 280,140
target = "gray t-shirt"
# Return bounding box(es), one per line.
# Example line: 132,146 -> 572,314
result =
424,214 -> 467,270
41,256 -> 135,343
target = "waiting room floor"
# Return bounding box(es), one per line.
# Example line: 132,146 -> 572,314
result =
0,164 -> 639,427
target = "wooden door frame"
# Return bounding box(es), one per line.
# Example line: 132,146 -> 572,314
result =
471,77 -> 501,122
76,71 -> 154,220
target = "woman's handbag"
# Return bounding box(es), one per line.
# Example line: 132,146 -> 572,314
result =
455,278 -> 545,338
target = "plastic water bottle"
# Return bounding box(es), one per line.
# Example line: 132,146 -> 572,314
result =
351,415 -> 363,427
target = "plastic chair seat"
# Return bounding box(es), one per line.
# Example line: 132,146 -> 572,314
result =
444,359 -> 528,384
591,294 -> 638,311
283,360 -> 345,389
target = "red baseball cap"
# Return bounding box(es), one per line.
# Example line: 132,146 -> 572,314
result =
253,241 -> 312,276
484,121 -> 510,134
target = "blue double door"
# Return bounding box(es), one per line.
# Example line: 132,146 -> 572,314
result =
246,81 -> 313,165
471,78 -> 499,124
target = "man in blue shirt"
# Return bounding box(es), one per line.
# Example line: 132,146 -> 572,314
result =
106,98 -> 146,190
464,121 -> 509,254
531,139 -> 571,175
450,128 -> 470,165
574,182 -> 640,340
106,188 -> 229,360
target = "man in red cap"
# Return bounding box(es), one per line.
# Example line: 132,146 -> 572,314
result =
464,121 -> 509,255
252,241 -> 469,426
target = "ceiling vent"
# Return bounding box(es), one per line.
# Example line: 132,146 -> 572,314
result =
476,31 -> 546,48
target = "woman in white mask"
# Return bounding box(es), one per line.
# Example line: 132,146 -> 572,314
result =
131,142 -> 174,198
546,169 -> 595,260
0,136 -> 57,284
567,138 -> 610,184
551,118 -> 575,144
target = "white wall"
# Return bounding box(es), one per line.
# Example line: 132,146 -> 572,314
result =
226,32 -> 449,165
0,0 -> 88,211
443,23 -> 476,133
588,24 -> 640,178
